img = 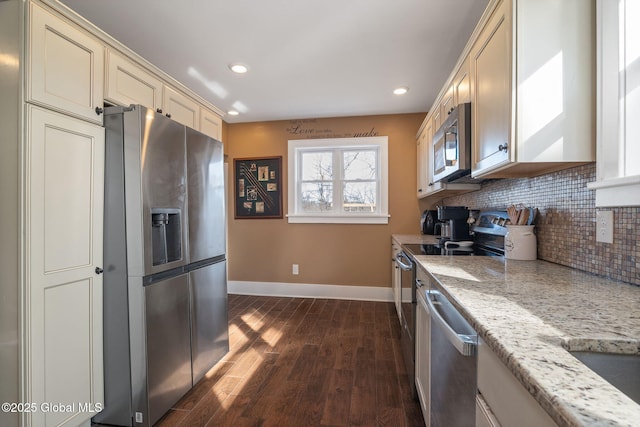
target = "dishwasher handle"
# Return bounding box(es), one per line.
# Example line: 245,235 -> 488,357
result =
426,291 -> 476,357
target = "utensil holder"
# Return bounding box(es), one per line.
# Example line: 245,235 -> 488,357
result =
505,225 -> 537,260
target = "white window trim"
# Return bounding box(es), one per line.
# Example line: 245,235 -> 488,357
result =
588,0 -> 640,206
287,136 -> 389,224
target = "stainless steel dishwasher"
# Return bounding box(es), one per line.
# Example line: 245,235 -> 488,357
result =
427,286 -> 477,426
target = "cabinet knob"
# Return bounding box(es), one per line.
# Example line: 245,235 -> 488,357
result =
166,113 -> 172,118
428,182 -> 434,186
95,107 -> 104,115
95,267 -> 104,275
498,143 -> 508,152
156,108 -> 163,114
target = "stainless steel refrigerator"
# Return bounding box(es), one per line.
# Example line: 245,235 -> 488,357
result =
95,105 -> 228,427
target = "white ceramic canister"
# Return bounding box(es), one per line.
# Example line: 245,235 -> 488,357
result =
505,225 -> 537,260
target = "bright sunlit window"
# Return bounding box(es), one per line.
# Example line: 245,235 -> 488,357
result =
287,136 -> 389,224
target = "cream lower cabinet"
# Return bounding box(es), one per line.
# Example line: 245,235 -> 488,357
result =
26,106 -> 105,426
415,267 -> 430,426
105,49 -> 163,111
391,239 -> 402,322
28,2 -> 104,124
470,0 -> 594,178
477,337 -> 555,427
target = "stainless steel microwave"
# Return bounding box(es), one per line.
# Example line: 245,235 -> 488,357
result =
432,103 -> 472,183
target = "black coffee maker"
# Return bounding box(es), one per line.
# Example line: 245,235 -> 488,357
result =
437,206 -> 471,241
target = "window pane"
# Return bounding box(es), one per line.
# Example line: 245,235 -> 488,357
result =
343,182 -> 377,212
301,151 -> 333,181
343,150 -> 377,180
301,182 -> 333,212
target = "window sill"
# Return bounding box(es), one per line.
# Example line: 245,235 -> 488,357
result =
587,175 -> 640,207
286,214 -> 390,224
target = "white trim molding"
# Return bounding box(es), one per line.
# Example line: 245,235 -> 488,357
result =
228,280 -> 393,302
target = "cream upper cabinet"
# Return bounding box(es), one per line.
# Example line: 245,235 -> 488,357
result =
200,107 -> 223,140
470,0 -> 511,175
453,57 -> 471,106
470,0 -> 594,179
26,105 -> 105,426
440,84 -> 455,120
163,85 -> 200,129
28,2 -> 104,124
105,49 -> 163,111
432,102 -> 443,133
588,0 -> 640,207
416,120 -> 431,198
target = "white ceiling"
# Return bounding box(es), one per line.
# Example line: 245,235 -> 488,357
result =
58,0 -> 489,123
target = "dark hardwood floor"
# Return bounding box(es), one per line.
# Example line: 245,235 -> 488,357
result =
155,294 -> 425,427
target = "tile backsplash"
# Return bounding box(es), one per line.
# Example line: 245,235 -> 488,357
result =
443,163 -> 640,286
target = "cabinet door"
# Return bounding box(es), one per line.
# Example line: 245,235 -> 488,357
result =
29,2 -> 104,124
391,242 -> 402,321
417,126 -> 429,197
470,0 -> 511,177
453,57 -> 471,106
415,283 -> 430,426
200,107 -> 223,140
163,85 -> 200,128
105,49 -> 163,111
440,84 -> 455,119
27,106 -> 104,426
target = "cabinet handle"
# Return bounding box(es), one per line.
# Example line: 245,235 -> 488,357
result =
95,267 -> 104,275
95,107 -> 104,115
156,108 -> 163,114
418,188 -> 423,192
166,113 -> 172,118
498,143 -> 508,152
428,182 -> 434,186
416,279 -> 425,288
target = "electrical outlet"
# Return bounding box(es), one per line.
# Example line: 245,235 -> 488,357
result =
292,264 -> 299,275
596,210 -> 613,244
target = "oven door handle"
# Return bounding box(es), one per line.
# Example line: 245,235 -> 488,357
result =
395,252 -> 413,271
426,291 -> 476,357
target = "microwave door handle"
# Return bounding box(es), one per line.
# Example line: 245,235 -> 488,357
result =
426,291 -> 476,357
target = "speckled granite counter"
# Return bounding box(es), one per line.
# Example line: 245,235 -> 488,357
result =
412,255 -> 640,427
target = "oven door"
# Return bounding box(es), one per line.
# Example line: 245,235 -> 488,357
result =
396,251 -> 416,397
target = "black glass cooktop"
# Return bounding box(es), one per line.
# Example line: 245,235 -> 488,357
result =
402,243 -> 502,257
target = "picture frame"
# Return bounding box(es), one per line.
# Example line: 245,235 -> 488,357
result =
234,156 -> 283,219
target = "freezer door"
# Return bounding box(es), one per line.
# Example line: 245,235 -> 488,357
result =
190,260 -> 229,384
186,127 -> 225,262
121,105 -> 188,276
145,274 -> 192,426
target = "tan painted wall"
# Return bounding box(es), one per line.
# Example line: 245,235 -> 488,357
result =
225,113 -> 425,288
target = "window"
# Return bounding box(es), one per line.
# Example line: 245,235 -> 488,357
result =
287,136 -> 389,224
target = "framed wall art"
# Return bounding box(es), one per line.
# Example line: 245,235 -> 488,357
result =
234,156 -> 283,219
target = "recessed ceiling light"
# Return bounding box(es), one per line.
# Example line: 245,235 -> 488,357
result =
393,87 -> 409,95
227,110 -> 239,116
229,63 -> 248,74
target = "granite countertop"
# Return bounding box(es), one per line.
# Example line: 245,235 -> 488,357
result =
411,254 -> 640,427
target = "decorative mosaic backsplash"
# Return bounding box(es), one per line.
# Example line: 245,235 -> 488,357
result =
443,163 -> 640,286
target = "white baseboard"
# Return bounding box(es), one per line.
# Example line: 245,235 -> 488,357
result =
228,280 -> 393,302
